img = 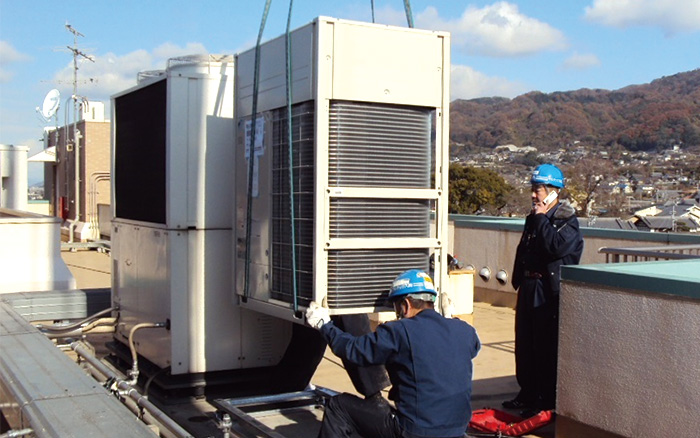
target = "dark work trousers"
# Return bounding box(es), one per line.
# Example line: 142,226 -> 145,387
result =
332,314 -> 390,397
514,278 -> 560,409
318,393 -> 400,438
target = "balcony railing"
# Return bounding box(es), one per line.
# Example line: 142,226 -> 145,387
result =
599,244 -> 700,263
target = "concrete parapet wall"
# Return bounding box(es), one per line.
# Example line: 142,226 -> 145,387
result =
448,215 -> 700,308
557,261 -> 700,438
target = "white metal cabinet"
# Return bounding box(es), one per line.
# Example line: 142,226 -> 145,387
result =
234,18 -> 451,321
111,56 -> 292,374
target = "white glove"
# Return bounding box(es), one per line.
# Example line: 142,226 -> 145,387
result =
306,301 -> 330,329
441,293 -> 455,318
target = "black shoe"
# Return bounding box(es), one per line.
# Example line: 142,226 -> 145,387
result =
519,408 -> 541,418
502,398 -> 529,409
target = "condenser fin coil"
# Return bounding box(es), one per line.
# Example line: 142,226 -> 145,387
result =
327,249 -> 430,309
329,101 -> 431,188
271,101 -> 315,306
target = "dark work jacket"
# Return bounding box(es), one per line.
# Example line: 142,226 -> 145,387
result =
511,200 -> 583,306
320,309 -> 481,438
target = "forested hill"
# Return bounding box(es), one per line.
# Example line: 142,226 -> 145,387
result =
450,69 -> 700,153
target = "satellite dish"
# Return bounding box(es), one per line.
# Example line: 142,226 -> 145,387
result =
41,89 -> 61,119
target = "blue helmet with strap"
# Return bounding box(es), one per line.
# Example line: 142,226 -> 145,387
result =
388,269 -> 437,302
530,164 -> 565,188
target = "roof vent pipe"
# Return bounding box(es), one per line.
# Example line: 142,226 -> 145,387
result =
496,269 -> 508,285
479,267 -> 491,282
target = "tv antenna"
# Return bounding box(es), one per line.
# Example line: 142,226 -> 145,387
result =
64,22 -> 94,229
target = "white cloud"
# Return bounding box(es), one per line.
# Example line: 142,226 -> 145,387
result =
0,41 -> 30,63
451,64 -> 528,99
373,5 -> 410,27
418,2 -> 567,57
561,52 -> 601,70
152,42 -> 208,60
51,42 -> 209,102
584,0 -> 700,35
0,40 -> 31,83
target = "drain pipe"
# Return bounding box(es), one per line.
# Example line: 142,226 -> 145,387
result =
71,341 -> 193,438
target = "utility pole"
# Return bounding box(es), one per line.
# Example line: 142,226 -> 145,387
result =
65,23 -> 93,240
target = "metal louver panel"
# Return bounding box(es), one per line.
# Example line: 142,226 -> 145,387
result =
330,198 -> 430,238
327,101 -> 433,309
271,101 -> 315,305
329,101 -> 431,188
327,249 -> 430,309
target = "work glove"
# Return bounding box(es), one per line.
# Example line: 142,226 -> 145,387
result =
306,301 -> 330,329
441,293 -> 455,318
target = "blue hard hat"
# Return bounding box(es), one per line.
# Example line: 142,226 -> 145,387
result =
530,164 -> 565,188
388,269 -> 437,301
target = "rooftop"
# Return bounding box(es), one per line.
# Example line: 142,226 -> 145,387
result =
4,218 -> 700,437
0,248 -> 553,438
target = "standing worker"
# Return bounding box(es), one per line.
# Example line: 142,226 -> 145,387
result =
503,164 -> 583,416
306,269 -> 481,438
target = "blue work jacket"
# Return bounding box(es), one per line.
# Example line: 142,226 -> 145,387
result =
512,200 -> 584,307
321,309 -> 481,438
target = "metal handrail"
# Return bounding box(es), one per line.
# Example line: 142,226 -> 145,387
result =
599,244 -> 700,263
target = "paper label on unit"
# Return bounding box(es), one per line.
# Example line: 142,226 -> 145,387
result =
245,117 -> 265,158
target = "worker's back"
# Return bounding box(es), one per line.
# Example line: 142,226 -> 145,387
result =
382,309 -> 480,438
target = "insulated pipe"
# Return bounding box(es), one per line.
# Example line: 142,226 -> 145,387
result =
0,428 -> 34,438
71,341 -> 193,438
36,308 -> 115,331
127,322 -> 166,385
45,323 -> 115,339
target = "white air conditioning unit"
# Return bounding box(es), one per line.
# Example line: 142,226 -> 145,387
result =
110,55 -> 292,375
234,17 -> 451,321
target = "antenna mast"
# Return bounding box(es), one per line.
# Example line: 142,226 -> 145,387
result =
65,23 -> 93,235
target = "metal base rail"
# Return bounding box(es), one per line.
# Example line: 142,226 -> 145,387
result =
214,386 -> 338,438
61,240 -> 111,253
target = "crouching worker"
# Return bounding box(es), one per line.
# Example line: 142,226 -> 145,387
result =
306,269 -> 481,438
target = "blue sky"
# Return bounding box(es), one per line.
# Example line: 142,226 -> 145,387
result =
1,0 -> 699,183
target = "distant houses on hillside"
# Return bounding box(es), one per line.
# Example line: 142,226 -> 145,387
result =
580,194 -> 700,233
